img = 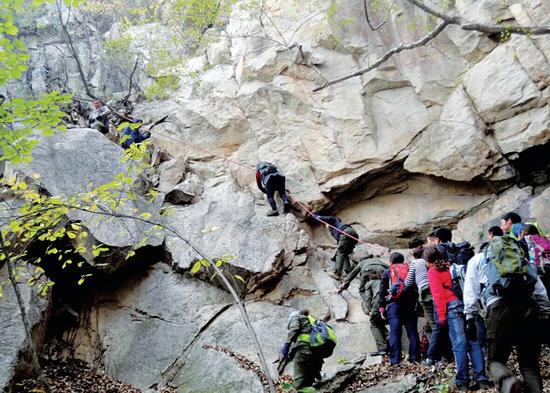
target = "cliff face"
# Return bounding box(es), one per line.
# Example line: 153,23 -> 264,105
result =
2,0 -> 550,392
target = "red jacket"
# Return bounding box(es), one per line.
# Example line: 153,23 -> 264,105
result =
427,267 -> 458,324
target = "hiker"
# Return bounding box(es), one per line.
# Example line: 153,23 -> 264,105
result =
255,161 -> 291,216
463,228 -> 550,393
313,214 -> 358,280
487,225 -> 503,241
120,119 -> 151,149
424,246 -> 490,392
521,224 -> 550,294
378,252 -> 419,365
88,99 -> 111,134
433,227 -> 475,266
500,212 -> 523,241
404,246 -> 437,337
279,309 -> 336,392
337,255 -> 389,356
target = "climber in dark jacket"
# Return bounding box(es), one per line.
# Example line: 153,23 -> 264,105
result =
256,161 -> 291,216
121,120 -> 151,149
313,214 -> 358,280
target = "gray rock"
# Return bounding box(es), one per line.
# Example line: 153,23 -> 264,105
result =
0,265 -> 51,393
165,174 -> 204,205
165,179 -> 308,282
158,157 -> 188,194
11,128 -> 164,254
67,263 -> 232,390
356,374 -> 417,393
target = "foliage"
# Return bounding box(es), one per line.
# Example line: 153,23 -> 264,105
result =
0,0 -> 72,164
0,140 -> 162,297
144,74 -> 181,100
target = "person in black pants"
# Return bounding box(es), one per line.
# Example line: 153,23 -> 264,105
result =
256,162 -> 291,216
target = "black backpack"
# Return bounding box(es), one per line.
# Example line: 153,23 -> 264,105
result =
257,161 -> 278,176
437,241 -> 475,265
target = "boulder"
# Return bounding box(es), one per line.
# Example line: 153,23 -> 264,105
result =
158,157 -> 188,194
405,89 -> 507,181
10,128 -> 164,260
165,174 -> 204,205
462,44 -> 542,123
356,374 -> 417,393
67,263 -> 232,390
0,265 -> 51,393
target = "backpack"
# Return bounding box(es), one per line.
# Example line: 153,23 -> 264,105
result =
524,234 -> 550,273
437,241 -> 475,265
387,263 -> 409,300
446,263 -> 466,300
256,161 -> 278,177
483,235 -> 536,298
307,316 -> 337,358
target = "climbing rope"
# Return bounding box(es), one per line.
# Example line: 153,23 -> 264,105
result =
149,128 -> 370,246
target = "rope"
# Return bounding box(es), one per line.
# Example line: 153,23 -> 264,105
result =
150,129 -> 369,245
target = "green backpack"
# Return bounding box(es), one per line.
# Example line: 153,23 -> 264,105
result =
483,235 -> 536,298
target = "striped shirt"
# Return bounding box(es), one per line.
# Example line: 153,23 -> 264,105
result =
404,258 -> 429,292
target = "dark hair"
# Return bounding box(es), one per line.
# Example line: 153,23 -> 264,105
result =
501,212 -> 521,224
422,246 -> 448,271
488,226 -> 503,237
409,238 -> 424,249
412,246 -> 424,259
521,224 -> 540,236
389,252 -> 404,264
434,228 -> 452,243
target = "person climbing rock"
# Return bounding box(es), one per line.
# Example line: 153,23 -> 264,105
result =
378,252 -> 420,365
255,161 -> 291,216
120,119 -> 151,149
337,255 -> 389,356
88,99 -> 111,135
313,214 -> 358,280
279,309 -> 335,392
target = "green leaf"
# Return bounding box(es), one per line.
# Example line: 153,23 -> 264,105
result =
234,275 -> 245,283
191,261 -> 202,274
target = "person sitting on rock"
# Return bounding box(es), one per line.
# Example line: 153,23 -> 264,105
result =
313,214 -> 358,280
337,254 -> 389,356
378,252 -> 420,365
255,161 -> 291,216
88,99 -> 111,135
280,309 -> 327,392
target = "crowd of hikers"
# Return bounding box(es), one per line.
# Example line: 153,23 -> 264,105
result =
278,209 -> 550,393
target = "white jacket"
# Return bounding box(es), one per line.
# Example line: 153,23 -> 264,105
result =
463,252 -> 550,319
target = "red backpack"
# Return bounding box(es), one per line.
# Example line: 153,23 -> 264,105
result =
525,234 -> 550,273
387,263 -> 410,299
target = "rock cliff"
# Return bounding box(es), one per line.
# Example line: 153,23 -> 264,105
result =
1,0 -> 550,392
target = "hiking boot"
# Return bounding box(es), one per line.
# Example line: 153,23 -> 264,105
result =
500,376 -> 522,393
370,350 -> 387,356
422,358 -> 435,367
328,272 -> 341,280
266,209 -> 279,217
283,202 -> 291,214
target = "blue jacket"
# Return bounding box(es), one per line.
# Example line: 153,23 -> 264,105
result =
314,215 -> 348,241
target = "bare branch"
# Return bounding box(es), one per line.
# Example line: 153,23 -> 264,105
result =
55,0 -> 95,99
363,0 -> 394,31
313,20 -> 449,92
123,54 -> 141,104
406,0 -> 550,35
